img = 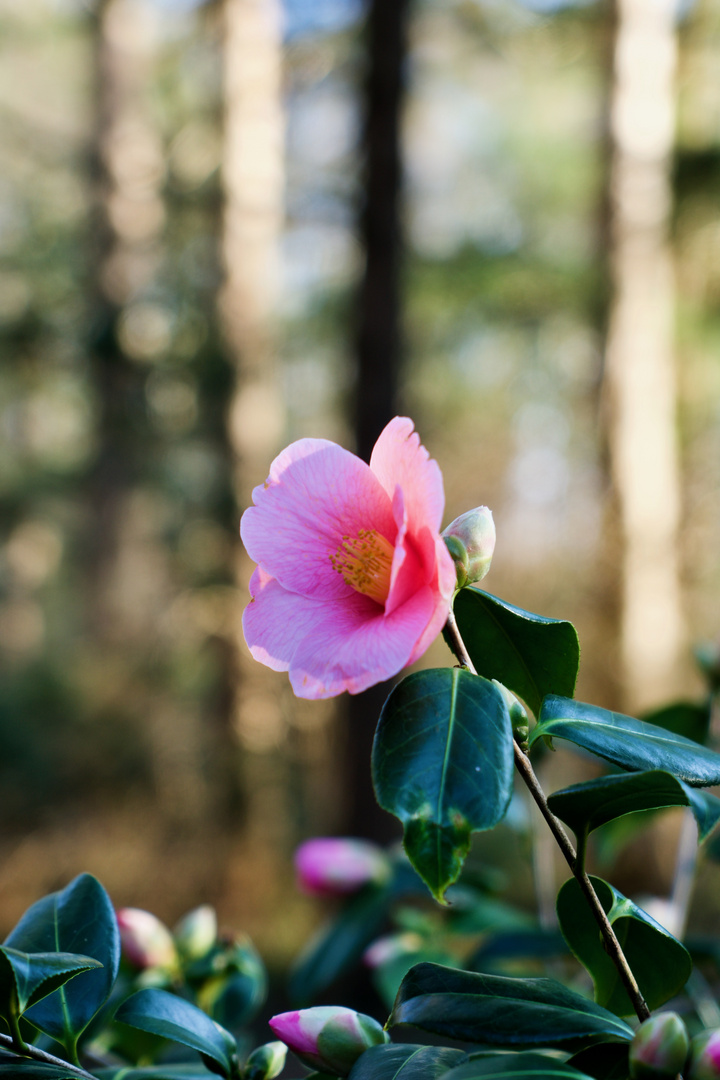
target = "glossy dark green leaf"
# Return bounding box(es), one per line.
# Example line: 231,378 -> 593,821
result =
288,881 -> 394,1005
548,769 -> 720,843
4,874 -> 120,1054
531,697 -> 720,785
348,1045 -> 466,1080
451,589 -> 580,716
566,1042 -> 630,1080
115,988 -> 236,1076
372,948 -> 453,1012
443,1053 -> 596,1079
372,669 -> 514,901
0,947 -> 101,1019
388,962 -> 633,1049
556,876 -> 691,1015
641,701 -> 711,746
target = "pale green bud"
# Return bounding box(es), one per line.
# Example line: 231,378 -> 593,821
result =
174,904 -> 218,961
243,1042 -> 287,1080
630,1012 -> 689,1079
442,507 -> 495,589
492,680 -> 529,750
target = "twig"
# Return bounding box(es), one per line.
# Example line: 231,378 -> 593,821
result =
0,1030 -> 98,1080
445,607 -> 651,1023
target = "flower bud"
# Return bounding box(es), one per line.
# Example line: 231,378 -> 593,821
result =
629,1012 -> 689,1079
243,1042 -> 287,1080
688,1029 -> 720,1080
116,908 -> 178,972
295,838 -> 390,897
492,680 -> 529,751
174,904 -> 217,961
269,1006 -> 389,1076
442,507 -> 495,589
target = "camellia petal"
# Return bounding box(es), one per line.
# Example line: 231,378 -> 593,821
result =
240,417 -> 463,698
241,440 -> 395,602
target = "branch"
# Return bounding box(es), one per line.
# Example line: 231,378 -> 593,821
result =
0,1030 -> 98,1080
444,607 -> 651,1023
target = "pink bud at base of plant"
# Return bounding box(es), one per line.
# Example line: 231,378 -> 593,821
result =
442,506 -> 495,589
116,908 -> 178,972
630,1012 -> 689,1079
269,1006 -> 389,1076
295,838 -> 389,897
688,1030 -> 720,1080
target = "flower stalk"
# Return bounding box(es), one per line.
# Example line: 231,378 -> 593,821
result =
444,607 -> 651,1023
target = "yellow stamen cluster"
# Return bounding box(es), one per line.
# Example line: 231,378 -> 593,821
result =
330,529 -> 394,604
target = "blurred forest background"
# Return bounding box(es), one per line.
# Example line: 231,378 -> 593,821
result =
3,0 -> 720,969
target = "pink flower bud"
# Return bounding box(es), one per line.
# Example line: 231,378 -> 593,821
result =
688,1030 -> 720,1080
630,1012 -> 689,1079
295,838 -> 390,897
269,1006 -> 388,1076
442,506 -> 495,588
174,904 -> 217,961
116,907 -> 178,972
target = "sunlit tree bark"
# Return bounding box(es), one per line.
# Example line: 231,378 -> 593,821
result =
219,0 -> 295,839
603,0 -> 684,712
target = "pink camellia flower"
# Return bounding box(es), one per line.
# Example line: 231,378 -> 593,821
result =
241,416 -> 457,699
269,1006 -> 388,1076
116,908 -> 178,971
295,837 -> 389,896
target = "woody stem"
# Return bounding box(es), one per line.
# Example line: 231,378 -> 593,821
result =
444,607 -> 651,1023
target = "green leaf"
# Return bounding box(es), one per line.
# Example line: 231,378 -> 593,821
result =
641,701 -> 711,746
372,670 -> 514,902
556,876 -> 691,1015
288,881 -> 394,1006
4,874 -> 120,1054
443,1053 -> 597,1079
372,948 -> 454,1012
115,988 -> 236,1077
451,589 -> 580,716
566,1042 -> 630,1080
548,769 -> 720,843
0,946 -> 101,1019
388,962 -> 633,1049
348,1045 -> 466,1080
530,697 -> 720,785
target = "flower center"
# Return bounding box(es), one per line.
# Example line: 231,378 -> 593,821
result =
330,529 -> 394,604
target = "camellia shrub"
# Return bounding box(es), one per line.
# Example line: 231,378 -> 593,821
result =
3,416 -> 720,1080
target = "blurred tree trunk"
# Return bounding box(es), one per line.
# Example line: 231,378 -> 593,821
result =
219,0 -> 293,844
603,0 -> 684,713
88,0 -> 219,832
89,0 -> 164,581
344,0 -> 410,841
